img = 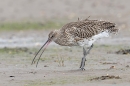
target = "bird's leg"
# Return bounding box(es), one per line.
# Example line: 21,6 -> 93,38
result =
80,44 -> 93,70
79,47 -> 87,70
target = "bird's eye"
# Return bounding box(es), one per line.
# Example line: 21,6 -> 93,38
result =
51,35 -> 54,38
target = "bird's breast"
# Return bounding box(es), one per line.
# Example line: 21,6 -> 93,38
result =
54,36 -> 78,46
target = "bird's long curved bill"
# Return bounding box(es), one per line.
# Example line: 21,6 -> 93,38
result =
31,39 -> 51,67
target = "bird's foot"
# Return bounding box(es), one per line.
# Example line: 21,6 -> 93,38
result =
80,67 -> 85,71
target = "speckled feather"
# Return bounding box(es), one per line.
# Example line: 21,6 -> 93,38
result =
50,19 -> 118,46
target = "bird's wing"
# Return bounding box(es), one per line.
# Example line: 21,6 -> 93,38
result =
61,20 -> 117,39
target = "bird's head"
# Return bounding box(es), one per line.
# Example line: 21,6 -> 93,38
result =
31,30 -> 59,67
48,30 -> 58,41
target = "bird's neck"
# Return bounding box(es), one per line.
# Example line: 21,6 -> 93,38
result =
53,30 -> 60,41
53,30 -> 64,45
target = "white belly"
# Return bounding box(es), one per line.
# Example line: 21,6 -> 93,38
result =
77,31 -> 109,47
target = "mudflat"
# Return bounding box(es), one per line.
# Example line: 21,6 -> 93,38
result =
0,29 -> 130,86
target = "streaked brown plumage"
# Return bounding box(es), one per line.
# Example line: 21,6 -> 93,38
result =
52,19 -> 117,46
32,18 -> 118,70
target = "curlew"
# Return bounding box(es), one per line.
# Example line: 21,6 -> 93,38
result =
31,18 -> 118,70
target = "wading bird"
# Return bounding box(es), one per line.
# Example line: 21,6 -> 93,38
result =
31,18 -> 118,70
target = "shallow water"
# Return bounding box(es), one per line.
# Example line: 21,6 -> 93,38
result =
0,32 -> 59,48
0,35 -> 129,48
